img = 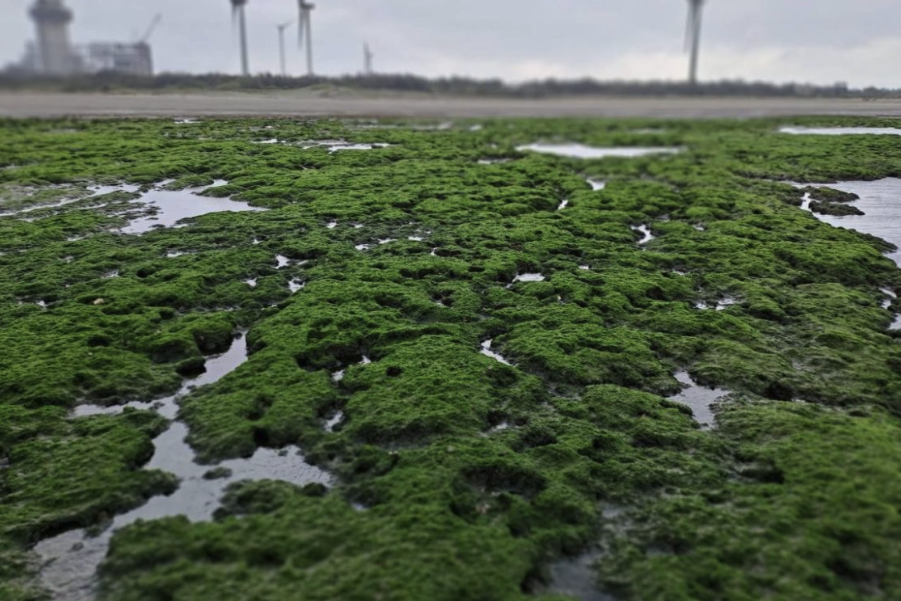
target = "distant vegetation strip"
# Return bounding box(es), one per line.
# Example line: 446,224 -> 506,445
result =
1,71 -> 895,98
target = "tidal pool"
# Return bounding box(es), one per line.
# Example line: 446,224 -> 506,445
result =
546,549 -> 617,601
480,339 -> 512,366
695,296 -> 738,311
632,225 -> 654,245
799,178 -> 901,267
324,411 -> 345,432
46,334 -> 330,600
513,273 -> 546,283
668,371 -> 730,428
517,143 -> 682,159
780,126 -> 901,136
119,181 -> 263,235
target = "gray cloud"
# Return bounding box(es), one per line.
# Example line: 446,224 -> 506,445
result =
2,0 -> 899,87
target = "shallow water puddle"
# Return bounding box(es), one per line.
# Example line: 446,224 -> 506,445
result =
260,139 -> 390,152
120,182 -> 263,235
632,225 -> 654,245
324,411 -> 345,432
546,549 -> 617,601
882,288 -> 901,330
513,273 -> 546,283
480,340 -> 512,366
696,296 -> 738,311
797,178 -> 901,267
668,371 -> 730,428
483,421 -> 512,436
517,143 -> 682,160
780,126 -> 901,136
44,333 -> 330,599
326,143 -> 389,152
331,356 -> 371,383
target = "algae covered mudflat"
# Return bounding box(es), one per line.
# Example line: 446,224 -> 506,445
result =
2,116 -> 901,601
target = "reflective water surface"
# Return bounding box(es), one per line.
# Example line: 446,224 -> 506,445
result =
780,126 -> 901,136
799,178 -> 901,267
41,334 -> 331,601
120,181 -> 263,235
517,143 -> 682,159
668,371 -> 730,428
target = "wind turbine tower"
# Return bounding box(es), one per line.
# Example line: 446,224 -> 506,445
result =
277,20 -> 294,76
231,0 -> 250,76
298,1 -> 315,76
363,43 -> 374,76
685,0 -> 705,86
30,0 -> 75,75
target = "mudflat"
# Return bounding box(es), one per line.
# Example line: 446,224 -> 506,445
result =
3,90 -> 901,118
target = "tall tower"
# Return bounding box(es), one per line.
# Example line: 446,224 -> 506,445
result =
30,0 -> 75,75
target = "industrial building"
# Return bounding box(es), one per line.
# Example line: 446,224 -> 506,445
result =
7,0 -> 156,77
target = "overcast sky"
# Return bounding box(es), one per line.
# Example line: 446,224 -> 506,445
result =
2,0 -> 900,87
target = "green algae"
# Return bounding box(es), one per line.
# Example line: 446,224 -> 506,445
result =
2,115 -> 901,600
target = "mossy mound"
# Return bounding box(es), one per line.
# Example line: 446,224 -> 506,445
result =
2,115 -> 901,601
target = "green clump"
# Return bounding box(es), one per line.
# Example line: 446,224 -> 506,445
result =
804,185 -> 860,203
809,200 -> 865,216
599,402 -> 901,601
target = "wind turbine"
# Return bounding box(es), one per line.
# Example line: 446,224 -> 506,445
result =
230,0 -> 250,76
684,0 -> 705,86
297,0 -> 315,76
363,42 -> 374,76
277,20 -> 294,76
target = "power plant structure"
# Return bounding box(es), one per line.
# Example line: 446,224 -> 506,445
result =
7,0 -> 157,76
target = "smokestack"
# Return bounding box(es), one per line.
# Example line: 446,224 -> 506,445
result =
30,0 -> 75,75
